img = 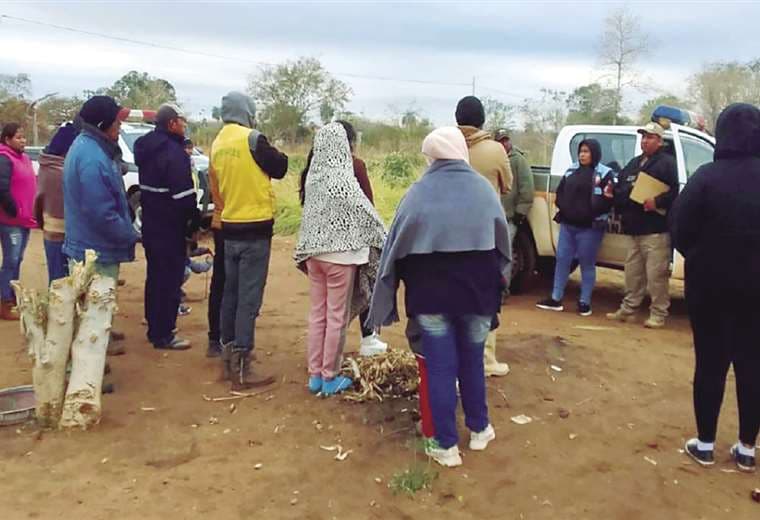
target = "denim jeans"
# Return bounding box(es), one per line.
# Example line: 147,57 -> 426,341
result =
0,225 -> 30,300
416,313 -> 491,449
551,223 -> 604,305
221,237 -> 272,351
44,239 -> 69,284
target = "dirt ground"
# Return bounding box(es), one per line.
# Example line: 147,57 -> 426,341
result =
0,231 -> 757,519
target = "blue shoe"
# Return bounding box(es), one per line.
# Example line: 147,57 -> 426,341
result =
322,375 -> 353,396
308,375 -> 323,394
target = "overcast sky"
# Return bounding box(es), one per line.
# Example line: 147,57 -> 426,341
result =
1,0 -> 758,124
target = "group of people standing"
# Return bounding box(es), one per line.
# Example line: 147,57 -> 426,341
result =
1,92 -> 758,473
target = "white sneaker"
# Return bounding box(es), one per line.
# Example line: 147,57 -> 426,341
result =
359,334 -> 388,356
469,424 -> 496,451
425,443 -> 463,467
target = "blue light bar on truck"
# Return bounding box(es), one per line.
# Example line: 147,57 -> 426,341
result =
652,105 -> 706,131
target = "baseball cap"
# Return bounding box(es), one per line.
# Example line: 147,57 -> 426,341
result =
156,103 -> 187,126
637,122 -> 665,137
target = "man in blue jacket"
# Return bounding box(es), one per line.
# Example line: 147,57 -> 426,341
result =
134,104 -> 199,350
63,96 -> 138,283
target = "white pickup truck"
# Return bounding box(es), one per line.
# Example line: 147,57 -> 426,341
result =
510,120 -> 716,292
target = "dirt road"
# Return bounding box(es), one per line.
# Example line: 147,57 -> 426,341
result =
0,231 -> 756,519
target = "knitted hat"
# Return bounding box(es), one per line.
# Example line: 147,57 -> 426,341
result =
455,96 -> 485,128
79,96 -> 124,131
422,127 -> 470,164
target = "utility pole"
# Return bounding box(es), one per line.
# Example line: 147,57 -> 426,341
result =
472,76 -> 476,96
27,92 -> 58,146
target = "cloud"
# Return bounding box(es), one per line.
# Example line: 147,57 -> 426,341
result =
1,0 -> 758,123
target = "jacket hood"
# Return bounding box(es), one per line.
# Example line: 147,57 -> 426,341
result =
38,152 -> 65,169
221,91 -> 256,128
133,127 -> 178,167
458,126 -> 493,147
578,138 -> 602,168
714,103 -> 760,160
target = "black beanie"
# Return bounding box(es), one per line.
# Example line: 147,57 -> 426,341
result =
79,96 -> 122,131
455,96 -> 485,128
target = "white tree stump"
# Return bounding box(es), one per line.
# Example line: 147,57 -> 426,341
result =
12,283 -> 50,423
59,273 -> 116,430
32,278 -> 77,427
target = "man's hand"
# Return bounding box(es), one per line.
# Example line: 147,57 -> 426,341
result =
603,182 -> 614,199
643,198 -> 657,212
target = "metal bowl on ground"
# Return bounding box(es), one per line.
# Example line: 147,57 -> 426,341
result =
0,385 -> 35,426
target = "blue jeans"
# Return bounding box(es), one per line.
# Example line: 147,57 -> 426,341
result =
44,239 -> 69,284
551,223 -> 604,305
221,237 -> 272,351
416,313 -> 491,449
0,225 -> 30,301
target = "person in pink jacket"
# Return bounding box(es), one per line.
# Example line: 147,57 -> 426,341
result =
0,123 -> 37,320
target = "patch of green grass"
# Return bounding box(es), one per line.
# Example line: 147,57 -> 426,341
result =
272,151 -> 414,235
389,465 -> 438,496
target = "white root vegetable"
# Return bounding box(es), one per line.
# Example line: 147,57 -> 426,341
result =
59,273 -> 116,429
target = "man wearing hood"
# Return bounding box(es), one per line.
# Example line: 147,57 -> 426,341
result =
673,103 -> 760,473
134,104 -> 198,350
34,122 -> 79,283
209,91 -> 287,390
606,122 -> 678,328
455,96 -> 512,378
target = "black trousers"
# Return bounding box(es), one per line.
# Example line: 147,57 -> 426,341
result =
359,309 -> 373,338
689,289 -> 760,446
207,229 -> 225,342
143,231 -> 185,345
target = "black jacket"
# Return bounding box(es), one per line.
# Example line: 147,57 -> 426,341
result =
134,127 -> 199,243
0,155 -> 17,217
555,139 -> 615,228
673,103 -> 760,296
613,147 -> 678,235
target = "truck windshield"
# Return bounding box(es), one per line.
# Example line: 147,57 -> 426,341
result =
121,126 -> 152,153
570,133 -> 636,172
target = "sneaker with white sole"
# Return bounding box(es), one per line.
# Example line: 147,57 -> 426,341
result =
425,442 -> 462,467
469,424 -> 496,451
536,298 -> 563,312
359,333 -> 388,357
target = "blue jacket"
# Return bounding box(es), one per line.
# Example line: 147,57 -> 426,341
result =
62,128 -> 138,264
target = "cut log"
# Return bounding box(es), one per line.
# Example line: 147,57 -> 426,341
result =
12,282 -> 51,425
34,278 -> 77,427
59,274 -> 116,430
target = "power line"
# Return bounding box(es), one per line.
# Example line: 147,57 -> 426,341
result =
0,13 -> 473,89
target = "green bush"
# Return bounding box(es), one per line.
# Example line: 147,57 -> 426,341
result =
381,152 -> 418,188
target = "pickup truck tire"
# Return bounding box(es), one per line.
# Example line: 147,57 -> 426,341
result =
509,228 -> 537,294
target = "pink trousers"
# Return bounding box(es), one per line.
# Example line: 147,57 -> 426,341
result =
306,259 -> 356,379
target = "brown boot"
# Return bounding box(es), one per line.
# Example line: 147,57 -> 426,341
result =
229,348 -> 274,390
1,300 -> 19,321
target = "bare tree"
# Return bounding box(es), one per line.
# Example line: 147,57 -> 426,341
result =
597,7 -> 652,124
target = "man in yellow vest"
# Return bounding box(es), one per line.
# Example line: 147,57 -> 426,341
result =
209,91 -> 288,390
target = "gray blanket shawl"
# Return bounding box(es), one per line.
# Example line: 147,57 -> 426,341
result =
365,159 -> 511,328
